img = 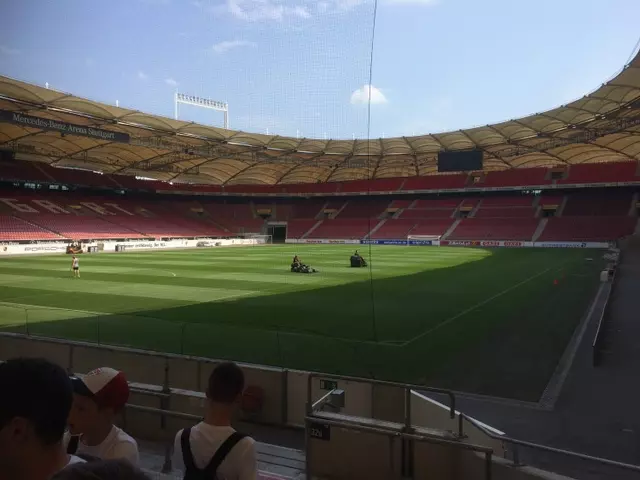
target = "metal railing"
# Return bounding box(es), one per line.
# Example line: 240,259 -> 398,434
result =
306,372 -> 457,420
305,414 -> 495,480
459,413 -> 640,475
592,260 -> 620,366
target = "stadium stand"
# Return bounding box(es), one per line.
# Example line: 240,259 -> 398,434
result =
307,218 -> 376,239
409,219 -> 455,237
402,174 -> 468,190
562,191 -> 633,216
538,216 -> 636,242
336,199 -> 389,218
557,162 -> 639,185
483,168 -> 550,187
0,214 -> 61,240
29,214 -> 145,239
448,218 -> 539,241
370,219 -> 417,239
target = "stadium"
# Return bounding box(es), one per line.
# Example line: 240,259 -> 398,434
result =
1,2 -> 640,479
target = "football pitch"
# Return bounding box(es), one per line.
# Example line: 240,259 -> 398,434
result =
0,245 -> 605,401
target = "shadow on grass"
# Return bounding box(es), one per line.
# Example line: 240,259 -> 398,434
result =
0,248 -> 604,401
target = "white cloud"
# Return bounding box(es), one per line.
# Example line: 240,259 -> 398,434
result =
197,0 -> 435,22
210,0 -> 311,21
212,39 -> 257,54
137,71 -> 149,81
384,0 -> 438,5
350,84 -> 388,105
0,45 -> 20,56
165,77 -> 178,87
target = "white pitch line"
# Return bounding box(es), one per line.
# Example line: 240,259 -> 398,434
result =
401,267 -> 553,347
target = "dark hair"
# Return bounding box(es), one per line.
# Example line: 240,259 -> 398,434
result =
207,362 -> 245,403
52,459 -> 150,480
0,357 -> 72,445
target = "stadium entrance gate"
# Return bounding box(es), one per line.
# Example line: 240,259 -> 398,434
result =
267,224 -> 287,243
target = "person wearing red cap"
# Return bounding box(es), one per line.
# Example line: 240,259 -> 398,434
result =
64,367 -> 139,465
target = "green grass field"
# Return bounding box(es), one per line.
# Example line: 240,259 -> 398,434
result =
0,245 -> 605,401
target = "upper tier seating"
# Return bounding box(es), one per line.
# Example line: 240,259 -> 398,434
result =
290,201 -> 325,219
400,209 -> 454,219
562,192 -> 632,216
539,216 -> 636,242
340,178 -> 403,193
389,199 -> 413,208
402,174 -> 468,191
480,196 -> 534,207
0,160 -> 52,183
336,200 -> 389,218
449,218 -> 539,241
307,218 -> 375,239
0,215 -> 61,241
474,207 -> 534,218
557,162 -> 638,185
483,168 -> 549,187
42,166 -> 118,189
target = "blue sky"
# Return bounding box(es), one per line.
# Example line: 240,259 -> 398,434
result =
1,0 -> 639,140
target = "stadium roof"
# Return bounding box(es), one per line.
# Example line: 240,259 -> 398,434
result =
0,50 -> 639,186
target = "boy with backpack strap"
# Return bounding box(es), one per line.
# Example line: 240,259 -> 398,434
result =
173,362 -> 257,480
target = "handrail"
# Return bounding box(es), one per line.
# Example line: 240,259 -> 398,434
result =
306,415 -> 493,480
306,372 -> 456,419
460,413 -> 640,473
592,264 -> 618,366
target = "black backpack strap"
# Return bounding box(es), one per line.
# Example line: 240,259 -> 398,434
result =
202,432 -> 247,477
67,435 -> 79,455
180,427 -> 198,474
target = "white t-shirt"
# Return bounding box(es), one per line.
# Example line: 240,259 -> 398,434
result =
63,426 -> 139,465
72,258 -> 79,268
67,455 -> 86,466
172,423 -> 257,480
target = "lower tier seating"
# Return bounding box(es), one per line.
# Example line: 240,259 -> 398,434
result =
410,219 -> 455,237
449,218 -> 538,241
0,215 -> 61,241
307,218 -> 376,239
370,219 -> 417,239
286,219 -> 318,239
539,216 -> 636,241
26,214 -> 145,239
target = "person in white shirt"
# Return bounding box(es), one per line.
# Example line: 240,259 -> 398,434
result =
71,256 -> 80,278
64,367 -> 139,465
173,362 -> 257,480
0,358 -> 75,480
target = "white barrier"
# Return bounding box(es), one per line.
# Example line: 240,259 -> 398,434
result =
0,243 -> 69,255
0,238 -> 263,256
285,238 -> 361,244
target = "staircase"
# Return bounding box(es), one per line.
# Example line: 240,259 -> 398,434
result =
301,219 -> 323,239
442,219 -> 462,240
629,193 -> 638,216
13,215 -> 63,238
556,195 -> 569,217
332,202 -> 349,219
532,218 -> 548,242
468,199 -> 483,218
365,219 -> 387,239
